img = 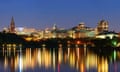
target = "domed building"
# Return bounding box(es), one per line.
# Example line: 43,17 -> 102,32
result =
77,22 -> 85,30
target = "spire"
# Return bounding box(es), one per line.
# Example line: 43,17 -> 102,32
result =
10,16 -> 15,33
11,16 -> 15,24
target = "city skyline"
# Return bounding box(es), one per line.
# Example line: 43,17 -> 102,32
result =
0,0 -> 120,32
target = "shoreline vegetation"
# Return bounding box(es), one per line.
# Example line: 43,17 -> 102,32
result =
0,32 -> 120,48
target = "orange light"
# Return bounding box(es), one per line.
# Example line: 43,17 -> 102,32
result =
24,37 -> 32,41
77,41 -> 80,44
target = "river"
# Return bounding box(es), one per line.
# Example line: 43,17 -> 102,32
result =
0,44 -> 120,72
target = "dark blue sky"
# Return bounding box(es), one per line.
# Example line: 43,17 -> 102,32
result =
0,0 -> 120,32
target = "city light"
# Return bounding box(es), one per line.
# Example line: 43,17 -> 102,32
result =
0,0 -> 120,72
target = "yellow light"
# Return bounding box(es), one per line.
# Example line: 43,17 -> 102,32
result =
69,53 -> 75,67
38,49 -> 42,66
53,51 -> 56,70
96,35 -> 105,39
44,51 -> 51,68
24,37 -> 32,41
58,51 -> 62,63
4,56 -> 8,69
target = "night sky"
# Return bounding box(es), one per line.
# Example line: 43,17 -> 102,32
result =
0,0 -> 120,32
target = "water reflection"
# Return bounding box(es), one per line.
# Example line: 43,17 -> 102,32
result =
0,44 -> 120,72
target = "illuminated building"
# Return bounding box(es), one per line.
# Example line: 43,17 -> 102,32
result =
96,31 -> 119,39
77,22 -> 85,30
57,29 -> 68,38
15,27 -> 36,35
3,27 -> 9,33
51,29 -> 68,38
52,24 -> 58,38
2,18 -> 114,39
43,28 -> 52,38
74,30 -> 95,38
71,22 -> 95,38
51,24 -> 68,38
97,20 -> 109,34
15,27 -> 39,41
67,30 -> 75,38
9,16 -> 16,33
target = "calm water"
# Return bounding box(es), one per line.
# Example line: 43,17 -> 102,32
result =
0,44 -> 120,72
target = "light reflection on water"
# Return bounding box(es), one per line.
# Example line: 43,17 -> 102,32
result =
0,44 -> 120,72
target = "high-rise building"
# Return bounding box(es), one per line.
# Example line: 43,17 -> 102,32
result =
97,20 -> 109,33
9,16 -> 15,33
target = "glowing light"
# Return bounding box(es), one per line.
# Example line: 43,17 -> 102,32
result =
68,48 -> 70,57
44,51 -> 51,68
77,41 -> 80,44
112,40 -> 117,47
38,49 -> 42,66
53,51 -> 56,70
58,50 -> 62,63
19,56 -> 23,72
96,35 -> 105,39
113,50 -> 117,60
76,48 -> 79,59
86,54 -> 97,69
4,56 -> 8,69
24,37 -> 32,41
69,53 -> 75,67
80,63 -> 85,72
117,43 -> 120,47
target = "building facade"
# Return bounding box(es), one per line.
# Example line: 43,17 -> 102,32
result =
97,20 -> 109,34
9,16 -> 16,33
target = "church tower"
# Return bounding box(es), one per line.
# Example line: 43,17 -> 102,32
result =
9,16 -> 15,33
97,20 -> 109,33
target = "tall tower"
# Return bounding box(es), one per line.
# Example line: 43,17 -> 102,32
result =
97,20 -> 109,33
10,16 -> 15,33
53,24 -> 57,30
